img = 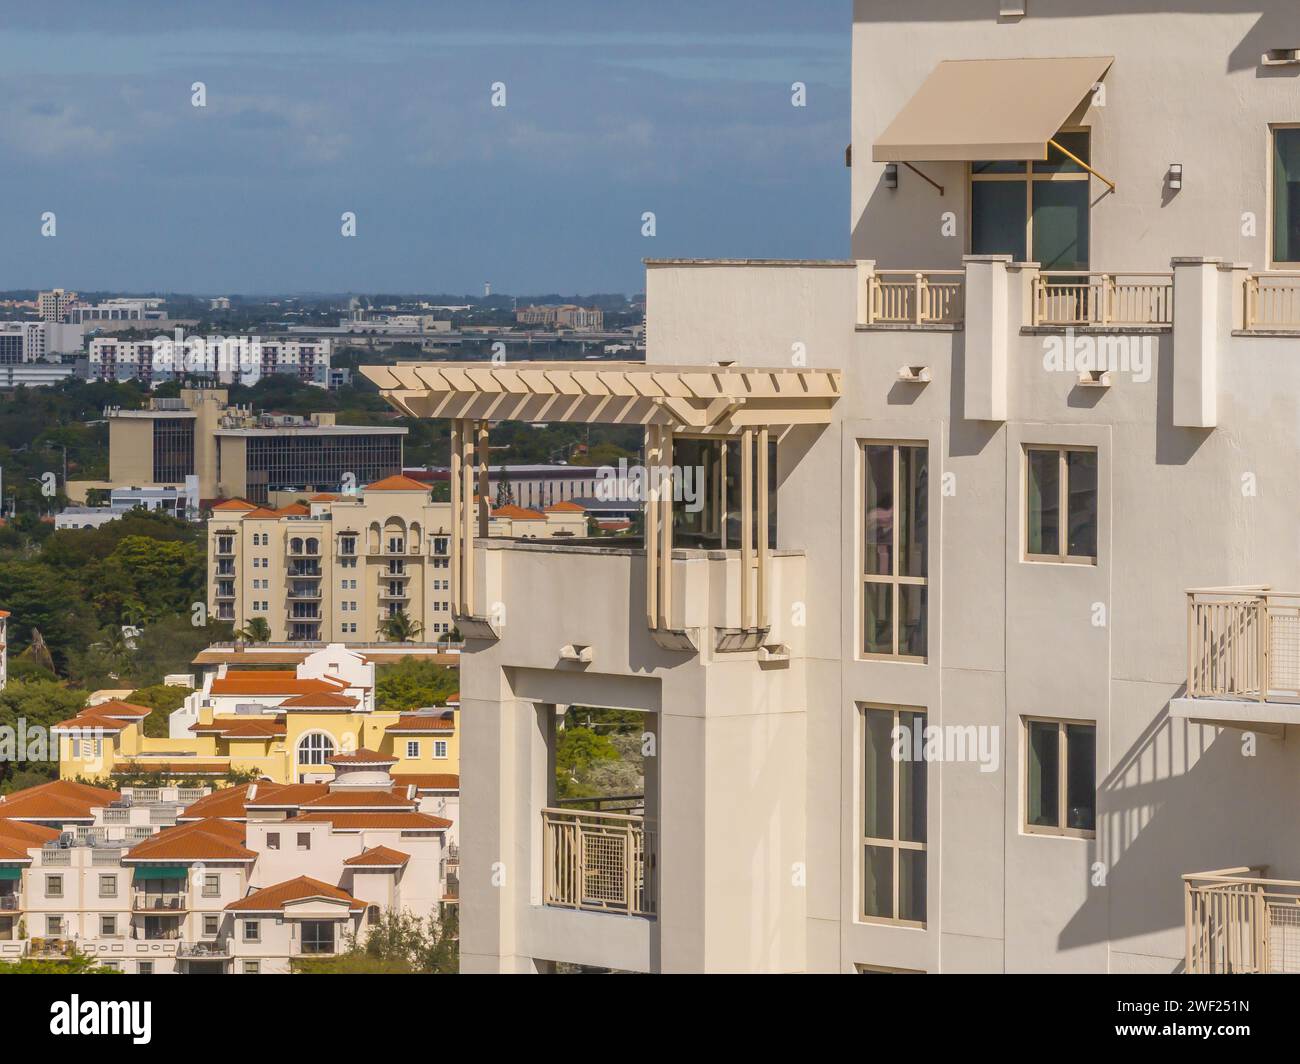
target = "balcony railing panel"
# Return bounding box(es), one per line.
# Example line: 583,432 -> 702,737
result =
1034,272 -> 1173,327
1245,273 -> 1300,330
1186,587 -> 1300,702
866,271 -> 964,325
1185,868 -> 1300,974
542,807 -> 655,917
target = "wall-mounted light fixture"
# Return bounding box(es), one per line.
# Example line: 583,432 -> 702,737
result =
884,163 -> 898,190
1168,163 -> 1183,191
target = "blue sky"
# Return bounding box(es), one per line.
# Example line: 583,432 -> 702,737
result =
0,1 -> 850,296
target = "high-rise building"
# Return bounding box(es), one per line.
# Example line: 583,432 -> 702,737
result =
36,289 -> 75,323
358,1 -> 1300,973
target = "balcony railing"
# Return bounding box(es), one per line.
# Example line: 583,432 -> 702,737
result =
0,896 -> 19,911
177,938 -> 232,960
866,270 -> 964,325
1186,587 -> 1300,702
1245,273 -> 1300,330
542,808 -> 656,917
1033,272 -> 1173,327
133,893 -> 187,912
1185,867 -> 1300,974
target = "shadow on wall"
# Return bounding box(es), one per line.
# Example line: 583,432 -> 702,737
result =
1056,701 -> 1300,957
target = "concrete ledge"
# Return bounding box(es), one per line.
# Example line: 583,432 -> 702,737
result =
856,323 -> 964,333
1169,696 -> 1293,734
1021,325 -> 1170,336
523,905 -> 655,973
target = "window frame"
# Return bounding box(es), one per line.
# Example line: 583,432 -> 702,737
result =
1021,715 -> 1097,839
433,740 -> 448,759
406,740 -> 420,759
98,873 -> 118,899
1022,444 -> 1098,565
45,874 -> 63,899
859,704 -> 928,929
860,440 -> 929,662
967,127 -> 1092,269
1270,123 -> 1300,269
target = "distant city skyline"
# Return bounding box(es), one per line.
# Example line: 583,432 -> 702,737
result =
1,1 -> 849,295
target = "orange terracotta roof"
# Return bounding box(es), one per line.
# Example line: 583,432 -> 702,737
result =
308,493 -> 342,502
91,700 -> 153,719
300,791 -> 416,811
242,507 -> 286,520
242,783 -> 331,809
189,718 -> 286,739
52,712 -> 129,733
492,504 -> 545,520
0,780 -> 119,822
0,819 -> 61,846
390,772 -> 460,792
0,609 -> 11,618
386,712 -> 455,734
276,503 -> 310,516
295,811 -> 452,830
176,783 -> 259,821
212,499 -> 258,511
328,748 -> 396,766
226,876 -> 365,913
277,692 -> 359,709
210,675 -> 346,697
343,846 -> 410,869
126,818 -> 255,862
364,474 -> 430,492
545,500 -> 585,513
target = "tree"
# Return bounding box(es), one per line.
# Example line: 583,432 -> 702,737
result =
236,617 -> 271,643
126,683 -> 193,739
380,610 -> 423,643
290,909 -> 457,974
0,950 -> 122,975
0,680 -> 86,791
92,625 -> 135,679
375,658 -> 457,711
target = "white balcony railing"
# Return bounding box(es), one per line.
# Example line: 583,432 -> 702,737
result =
1033,272 -> 1173,327
1185,867 -> 1300,974
1186,587 -> 1300,702
1245,273 -> 1300,330
542,808 -> 656,917
866,270 -> 964,325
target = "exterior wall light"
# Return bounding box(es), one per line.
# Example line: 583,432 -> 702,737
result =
1168,163 -> 1183,190
884,163 -> 898,190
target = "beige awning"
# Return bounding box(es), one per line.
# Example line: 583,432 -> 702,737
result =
360,361 -> 841,432
872,57 -> 1113,162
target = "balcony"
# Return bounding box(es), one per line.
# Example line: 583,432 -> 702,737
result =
1184,867 -> 1300,974
1171,587 -> 1300,731
1031,271 -> 1172,328
864,270 -> 963,326
286,564 -> 322,578
1244,273 -> 1300,331
542,808 -> 656,917
287,587 -> 322,600
177,938 -> 232,960
133,893 -> 188,912
0,895 -> 19,912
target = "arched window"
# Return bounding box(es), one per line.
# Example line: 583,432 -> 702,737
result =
297,732 -> 335,766
290,537 -> 303,554
305,537 -> 319,555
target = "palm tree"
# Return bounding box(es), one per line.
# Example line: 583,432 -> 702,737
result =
380,610 -> 423,643
93,625 -> 135,678
236,617 -> 272,643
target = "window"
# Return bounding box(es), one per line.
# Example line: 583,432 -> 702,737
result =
862,443 -> 928,660
46,874 -> 63,899
46,915 -> 63,936
969,130 -> 1091,269
98,874 -> 117,898
297,832 -> 311,851
297,732 -> 335,766
243,919 -> 260,943
861,706 -> 927,926
243,960 -> 261,974
433,740 -> 448,759
137,961 -> 154,975
266,832 -> 280,850
300,920 -> 335,955
406,740 -> 420,759
1024,717 -> 1096,837
202,873 -> 220,897
100,915 -> 117,936
1025,446 -> 1097,563
1273,126 -> 1300,266
203,914 -> 220,936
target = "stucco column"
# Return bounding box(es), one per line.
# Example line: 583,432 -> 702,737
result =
855,259 -> 877,325
962,255 -> 1011,421
1171,256 -> 1222,428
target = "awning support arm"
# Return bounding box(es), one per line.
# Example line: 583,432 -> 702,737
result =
1048,138 -> 1115,192
903,162 -> 944,196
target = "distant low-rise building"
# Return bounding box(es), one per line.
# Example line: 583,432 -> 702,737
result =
514,304 -> 604,330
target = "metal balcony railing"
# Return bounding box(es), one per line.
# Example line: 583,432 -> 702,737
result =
1033,272 -> 1173,327
178,938 -> 232,959
133,893 -> 187,912
542,808 -> 656,917
1185,867 -> 1300,973
1186,587 -> 1300,702
866,270 -> 964,325
0,896 -> 19,911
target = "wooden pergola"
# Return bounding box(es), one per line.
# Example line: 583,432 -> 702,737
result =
361,361 -> 841,643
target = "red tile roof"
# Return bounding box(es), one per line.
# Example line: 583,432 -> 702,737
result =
390,772 -> 460,792
343,846 -> 410,869
210,675 -> 347,697
52,712 -> 129,734
126,819 -> 256,862
492,504 -> 545,520
385,712 -> 455,734
295,811 -> 452,830
300,791 -> 416,811
0,780 -> 120,822
212,499 -> 258,511
175,783 -> 259,821
242,783 -> 332,809
277,692 -> 359,709
90,700 -> 153,719
545,500 -> 585,513
364,474 -> 431,492
226,876 -> 365,913
328,748 -> 396,766
190,718 -> 286,739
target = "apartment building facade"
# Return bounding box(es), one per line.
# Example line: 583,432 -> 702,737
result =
208,476 -> 588,642
358,1 -> 1300,974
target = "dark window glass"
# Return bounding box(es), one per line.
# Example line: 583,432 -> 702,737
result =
1027,721 -> 1060,828
1273,128 -> 1300,263
1067,450 -> 1098,558
1026,450 -> 1060,556
971,181 -> 1027,260
1066,724 -> 1097,832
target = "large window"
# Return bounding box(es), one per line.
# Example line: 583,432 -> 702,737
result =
861,705 -> 927,926
300,920 -> 336,955
671,436 -> 777,551
1273,126 -> 1300,267
862,443 -> 928,659
970,131 -> 1092,270
296,732 -> 335,766
1025,446 -> 1097,563
1024,717 -> 1096,838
